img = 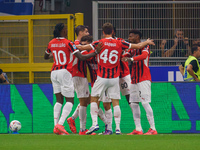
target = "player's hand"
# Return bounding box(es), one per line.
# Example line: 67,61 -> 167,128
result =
147,38 -> 155,46
95,42 -> 104,54
49,53 -> 53,58
121,57 -> 132,62
76,45 -> 83,51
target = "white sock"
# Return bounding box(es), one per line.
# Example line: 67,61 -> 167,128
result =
113,105 -> 121,131
72,103 -> 80,120
58,102 -> 73,125
98,108 -> 107,125
129,103 -> 142,131
79,106 -> 87,131
54,102 -> 62,126
105,109 -> 112,131
142,103 -> 156,130
90,102 -> 98,126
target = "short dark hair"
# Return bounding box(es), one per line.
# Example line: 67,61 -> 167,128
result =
102,22 -> 113,35
75,25 -> 89,36
191,45 -> 199,54
53,23 -> 64,38
80,35 -> 93,43
129,29 -> 142,38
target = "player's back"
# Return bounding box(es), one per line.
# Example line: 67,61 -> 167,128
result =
93,37 -> 130,78
71,40 -> 87,77
129,46 -> 151,83
48,38 -> 74,72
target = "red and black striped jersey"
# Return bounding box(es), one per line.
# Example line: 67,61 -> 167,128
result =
72,40 -> 87,78
90,37 -> 131,78
82,50 -> 98,87
119,60 -> 130,78
45,37 -> 76,72
125,45 -> 151,84
115,37 -> 130,78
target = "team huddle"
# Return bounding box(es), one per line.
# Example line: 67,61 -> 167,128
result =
44,22 -> 157,135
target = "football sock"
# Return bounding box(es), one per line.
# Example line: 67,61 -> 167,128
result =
54,102 -> 62,126
113,105 -> 121,131
105,109 -> 112,131
72,103 -> 80,120
90,102 -> 98,126
58,102 -> 73,125
79,106 -> 87,131
142,103 -> 156,131
98,108 -> 107,125
130,102 -> 142,131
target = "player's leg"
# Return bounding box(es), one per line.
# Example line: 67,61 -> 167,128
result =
97,101 -> 108,127
51,70 -> 64,135
75,77 -> 90,133
128,83 -> 143,135
138,81 -> 157,135
112,99 -> 121,134
107,77 -> 121,134
86,76 -> 108,134
54,94 -> 63,126
119,75 -> 131,104
71,103 -> 80,121
79,97 -> 88,133
67,103 -> 79,134
103,102 -> 112,135
55,69 -> 74,135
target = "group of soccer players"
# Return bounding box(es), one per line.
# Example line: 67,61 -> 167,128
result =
44,22 -> 158,135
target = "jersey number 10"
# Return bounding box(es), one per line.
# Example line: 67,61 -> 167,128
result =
52,50 -> 67,65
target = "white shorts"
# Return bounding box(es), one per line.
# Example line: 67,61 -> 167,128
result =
130,80 -> 151,103
73,77 -> 89,98
98,92 -> 112,103
51,69 -> 74,98
119,74 -> 131,96
91,76 -> 120,100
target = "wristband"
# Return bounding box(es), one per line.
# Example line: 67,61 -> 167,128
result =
130,58 -> 134,61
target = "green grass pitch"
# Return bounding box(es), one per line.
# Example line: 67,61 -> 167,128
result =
0,134 -> 200,150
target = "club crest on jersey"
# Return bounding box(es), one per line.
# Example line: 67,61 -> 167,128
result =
73,44 -> 77,50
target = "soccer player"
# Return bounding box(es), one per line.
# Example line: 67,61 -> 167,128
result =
81,35 -> 113,135
44,23 -> 101,135
77,22 -> 155,134
105,28 -> 131,134
122,29 -> 157,135
66,25 -> 90,134
68,35 -> 110,135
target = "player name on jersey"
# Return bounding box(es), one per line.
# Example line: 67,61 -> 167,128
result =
51,43 -> 66,48
104,42 -> 116,47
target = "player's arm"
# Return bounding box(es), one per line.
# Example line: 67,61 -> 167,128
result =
122,51 -> 148,62
187,64 -> 200,81
76,44 -> 93,51
74,42 -> 103,61
44,47 -> 52,59
130,38 -> 155,49
122,50 -> 132,58
179,63 -> 184,76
